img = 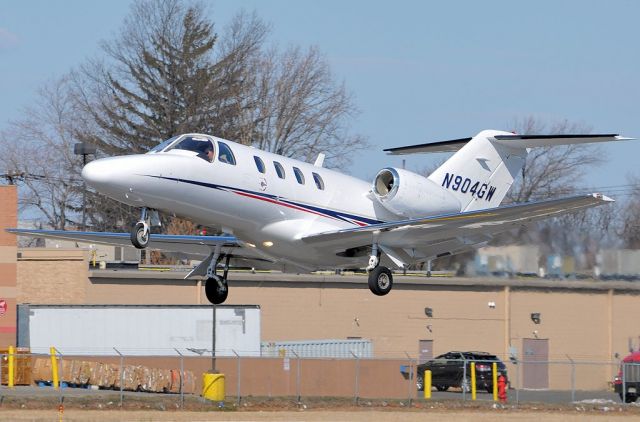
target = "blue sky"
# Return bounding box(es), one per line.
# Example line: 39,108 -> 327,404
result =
1,0 -> 639,193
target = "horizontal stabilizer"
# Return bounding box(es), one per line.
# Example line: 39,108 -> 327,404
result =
492,133 -> 633,149
384,137 -> 472,154
385,133 -> 633,155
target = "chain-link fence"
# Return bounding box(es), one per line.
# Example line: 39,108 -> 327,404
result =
0,350 -> 636,407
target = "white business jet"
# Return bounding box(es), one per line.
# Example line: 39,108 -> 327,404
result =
8,130 -> 632,304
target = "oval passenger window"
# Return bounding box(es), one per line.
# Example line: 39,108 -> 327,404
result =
313,172 -> 324,190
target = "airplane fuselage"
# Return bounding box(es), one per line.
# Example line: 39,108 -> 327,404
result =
82,134 -> 401,269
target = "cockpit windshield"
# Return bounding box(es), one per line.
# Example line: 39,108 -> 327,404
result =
149,135 -> 180,153
150,135 -> 215,162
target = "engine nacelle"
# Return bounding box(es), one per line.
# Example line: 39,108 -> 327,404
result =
372,168 -> 461,218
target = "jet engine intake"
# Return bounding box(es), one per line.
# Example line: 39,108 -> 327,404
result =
372,167 -> 461,218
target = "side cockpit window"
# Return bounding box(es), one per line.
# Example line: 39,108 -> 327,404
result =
218,142 -> 236,165
166,136 -> 214,162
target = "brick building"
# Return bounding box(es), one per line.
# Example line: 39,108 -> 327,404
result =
0,186 -> 18,346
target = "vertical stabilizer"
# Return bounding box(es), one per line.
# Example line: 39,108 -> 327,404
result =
427,130 -> 527,212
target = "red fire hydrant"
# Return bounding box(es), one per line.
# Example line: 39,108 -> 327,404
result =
498,374 -> 507,402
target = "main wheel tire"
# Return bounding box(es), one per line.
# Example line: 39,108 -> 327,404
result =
368,266 -> 393,296
436,385 -> 449,392
416,374 -> 424,391
130,222 -> 149,249
205,276 -> 229,304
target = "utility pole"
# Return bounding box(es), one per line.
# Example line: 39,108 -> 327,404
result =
211,304 -> 217,371
73,143 -> 96,230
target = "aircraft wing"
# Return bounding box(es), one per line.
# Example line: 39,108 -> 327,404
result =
5,229 -> 273,262
301,194 -> 613,257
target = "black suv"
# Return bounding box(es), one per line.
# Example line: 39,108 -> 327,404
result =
416,351 -> 508,393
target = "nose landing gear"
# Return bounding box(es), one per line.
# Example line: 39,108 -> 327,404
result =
131,221 -> 149,249
130,208 -> 161,249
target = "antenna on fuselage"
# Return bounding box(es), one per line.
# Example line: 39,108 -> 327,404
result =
314,153 -> 325,167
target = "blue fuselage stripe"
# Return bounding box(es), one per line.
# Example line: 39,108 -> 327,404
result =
146,175 -> 384,226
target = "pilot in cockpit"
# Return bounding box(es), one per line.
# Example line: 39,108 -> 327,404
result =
197,141 -> 214,163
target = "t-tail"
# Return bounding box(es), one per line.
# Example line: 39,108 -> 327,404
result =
385,130 -> 633,212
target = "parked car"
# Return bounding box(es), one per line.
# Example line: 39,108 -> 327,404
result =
613,351 -> 640,403
416,351 -> 508,393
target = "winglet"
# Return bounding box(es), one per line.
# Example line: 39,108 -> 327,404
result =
593,193 -> 614,202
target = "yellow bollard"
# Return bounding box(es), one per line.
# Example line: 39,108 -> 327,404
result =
202,372 -> 225,401
50,347 -> 59,390
8,346 -> 14,388
423,369 -> 432,399
492,362 -> 498,401
470,362 -> 476,400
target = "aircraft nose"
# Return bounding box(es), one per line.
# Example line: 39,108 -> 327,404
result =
81,155 -> 156,204
81,158 -> 114,188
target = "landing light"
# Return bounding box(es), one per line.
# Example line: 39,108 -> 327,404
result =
246,243 -> 256,248
262,241 -> 274,248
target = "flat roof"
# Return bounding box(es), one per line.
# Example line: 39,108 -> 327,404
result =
88,269 -> 640,293
20,304 -> 260,309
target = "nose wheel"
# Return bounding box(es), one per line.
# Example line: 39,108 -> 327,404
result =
130,207 -> 160,249
131,222 -> 149,249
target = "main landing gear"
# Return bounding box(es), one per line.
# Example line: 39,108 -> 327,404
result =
204,247 -> 230,304
366,244 -> 393,296
130,208 -> 161,249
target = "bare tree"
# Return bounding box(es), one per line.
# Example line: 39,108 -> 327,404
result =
245,46 -> 368,168
618,175 -> 640,249
4,0 -> 369,233
493,116 -> 615,261
0,76 -> 83,230
506,116 -> 602,203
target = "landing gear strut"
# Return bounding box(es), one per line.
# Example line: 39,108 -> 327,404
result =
204,247 -> 230,304
366,243 -> 393,296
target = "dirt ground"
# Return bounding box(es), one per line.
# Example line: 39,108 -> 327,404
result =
0,393 -> 637,421
0,409 -> 638,422
1,398 -> 639,422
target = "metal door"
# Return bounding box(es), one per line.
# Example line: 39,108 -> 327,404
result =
418,340 -> 433,364
522,338 -> 549,389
